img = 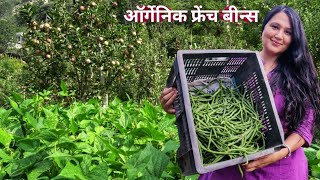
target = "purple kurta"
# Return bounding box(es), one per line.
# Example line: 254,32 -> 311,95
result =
198,71 -> 315,180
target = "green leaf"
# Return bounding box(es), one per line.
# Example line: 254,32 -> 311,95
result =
87,162 -> 109,179
131,126 -> 166,141
317,150 -> 320,160
45,152 -> 73,159
37,129 -> 67,142
162,140 -> 179,153
27,160 -> 52,180
126,143 -> 170,179
76,142 -> 94,154
304,147 -> 317,161
311,165 -> 320,178
0,128 -> 13,148
311,144 -> 320,151
57,141 -> 77,151
96,136 -> 126,157
0,169 -> 5,179
0,149 -> 13,162
70,118 -> 78,134
308,159 -> 320,166
0,108 -> 12,127
119,112 -> 129,129
11,91 -> 23,103
10,150 -> 48,177
184,174 -> 200,180
17,138 -> 41,152
42,107 -> 59,129
23,112 -> 38,129
52,161 -> 85,180
158,116 -> 175,131
60,80 -> 68,93
79,155 -> 92,176
9,98 -> 23,115
141,101 -> 158,121
94,126 -> 105,135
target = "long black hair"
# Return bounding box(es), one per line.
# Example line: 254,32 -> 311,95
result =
262,5 -> 320,132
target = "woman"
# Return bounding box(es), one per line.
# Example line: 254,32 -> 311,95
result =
160,5 -> 320,180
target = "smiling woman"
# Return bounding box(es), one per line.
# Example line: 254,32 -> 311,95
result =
160,5 -> 320,180
261,12 -> 292,71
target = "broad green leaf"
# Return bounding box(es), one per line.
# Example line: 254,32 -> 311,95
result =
308,159 -> 320,166
0,109 -> 12,127
79,120 -> 91,129
161,171 -> 175,179
37,117 -> 45,129
126,143 -> 170,179
11,91 -> 23,103
87,131 -> 95,144
0,169 -> 6,180
27,159 -> 52,180
69,118 -> 78,134
17,138 -> 41,152
10,150 -> 48,177
45,152 -> 73,159
67,102 -> 84,117
57,141 -> 77,151
158,116 -> 175,131
87,162 -> 109,179
162,140 -> 180,153
110,98 -> 121,107
86,99 -> 100,106
42,108 -> 59,129
141,101 -> 158,122
37,129 -> 67,142
23,113 -> 38,129
0,128 -> 13,148
59,80 -> 68,95
21,99 -> 35,109
118,112 -> 129,129
131,127 -> 166,141
311,144 -> 320,151
45,152 -> 78,170
9,98 -> 23,115
304,147 -> 317,161
97,136 -> 126,157
0,149 -> 13,162
76,142 -> 94,154
317,150 -> 320,160
95,126 -> 105,135
79,155 -> 92,176
311,165 -> 320,178
52,161 -> 85,180
6,118 -> 24,137
184,174 -> 200,180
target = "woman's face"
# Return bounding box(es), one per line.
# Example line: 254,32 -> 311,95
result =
262,12 -> 292,57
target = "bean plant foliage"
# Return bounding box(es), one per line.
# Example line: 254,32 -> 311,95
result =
0,88 -> 187,179
304,144 -> 320,179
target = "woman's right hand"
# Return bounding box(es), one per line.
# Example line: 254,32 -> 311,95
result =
159,87 -> 178,114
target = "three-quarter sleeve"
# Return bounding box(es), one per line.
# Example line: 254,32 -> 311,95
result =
293,107 -> 315,147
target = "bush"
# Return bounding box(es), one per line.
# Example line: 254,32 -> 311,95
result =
20,0 -> 176,104
0,55 -> 25,107
0,90 -> 185,179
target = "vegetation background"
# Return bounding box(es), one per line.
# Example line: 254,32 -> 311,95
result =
0,0 -> 320,179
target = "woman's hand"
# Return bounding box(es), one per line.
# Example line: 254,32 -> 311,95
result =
242,147 -> 289,172
243,133 -> 305,172
159,87 -> 178,114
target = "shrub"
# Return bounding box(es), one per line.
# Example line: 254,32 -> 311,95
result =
0,55 -> 25,107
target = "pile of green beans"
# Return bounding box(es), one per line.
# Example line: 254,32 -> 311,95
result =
190,81 -> 265,165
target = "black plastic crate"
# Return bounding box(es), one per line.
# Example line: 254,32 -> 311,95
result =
166,49 -> 285,175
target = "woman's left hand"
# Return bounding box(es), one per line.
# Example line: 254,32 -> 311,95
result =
242,148 -> 288,172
